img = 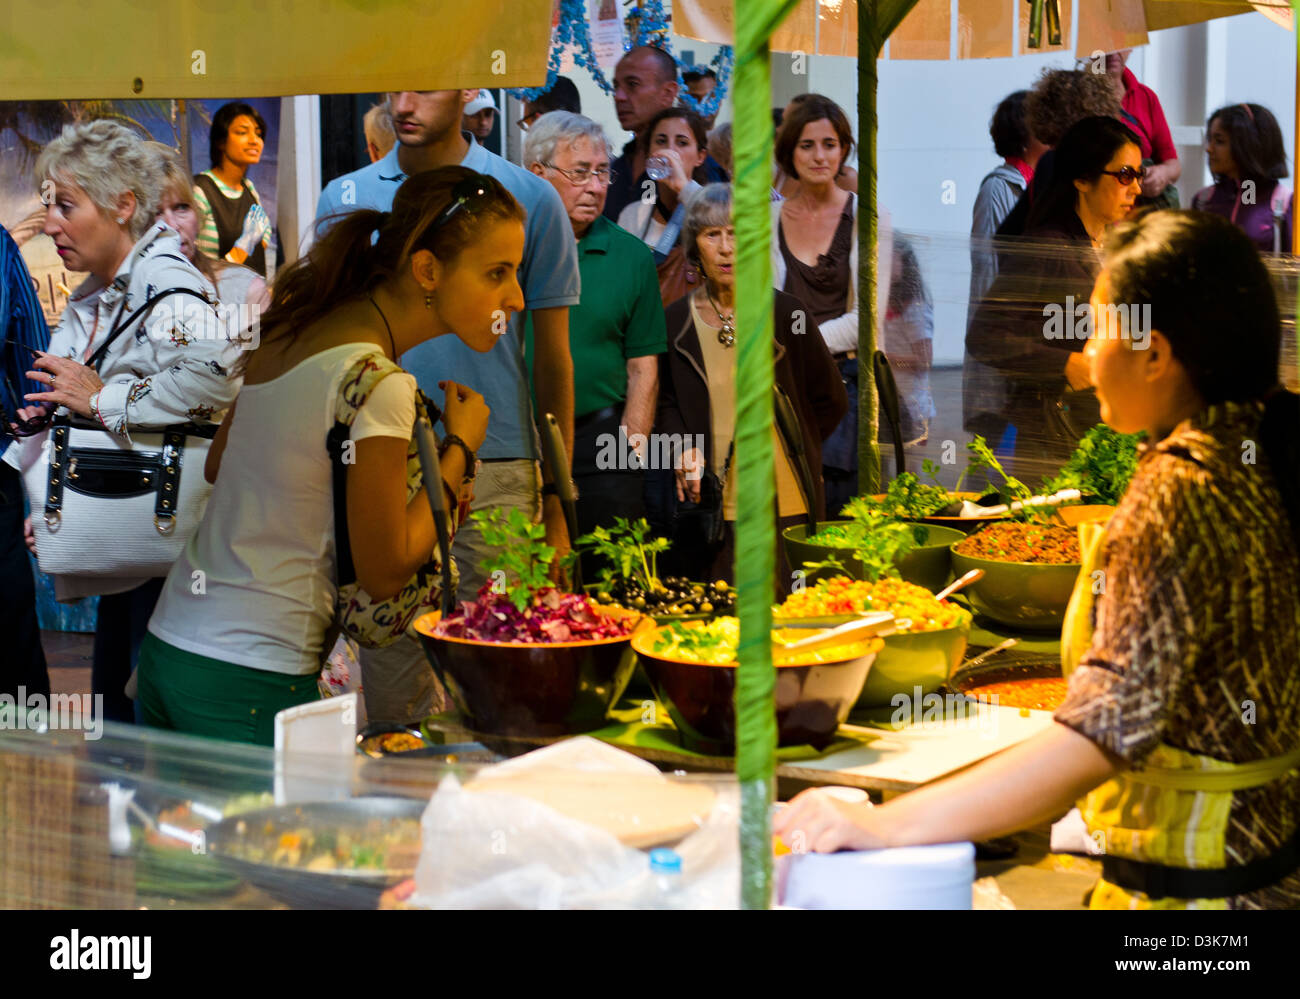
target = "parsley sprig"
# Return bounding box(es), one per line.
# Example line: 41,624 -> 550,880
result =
574,516 -> 670,594
472,507 -> 575,612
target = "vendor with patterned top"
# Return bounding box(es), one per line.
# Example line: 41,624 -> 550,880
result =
777,210 -> 1300,910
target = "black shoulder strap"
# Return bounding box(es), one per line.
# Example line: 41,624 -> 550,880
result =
87,286 -> 214,372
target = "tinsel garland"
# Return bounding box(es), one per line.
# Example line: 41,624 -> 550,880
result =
508,0 -> 734,120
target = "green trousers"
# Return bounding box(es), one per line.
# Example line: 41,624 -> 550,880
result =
137,633 -> 320,747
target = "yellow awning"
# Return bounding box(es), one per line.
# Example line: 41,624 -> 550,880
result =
0,0 -> 555,99
672,0 -> 1290,59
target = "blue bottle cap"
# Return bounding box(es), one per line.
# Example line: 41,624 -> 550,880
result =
648,848 -> 683,873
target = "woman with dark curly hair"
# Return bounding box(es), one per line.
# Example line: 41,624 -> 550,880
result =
998,68 -> 1122,239
1193,102 -> 1293,255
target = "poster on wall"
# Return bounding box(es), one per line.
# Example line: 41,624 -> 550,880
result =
589,0 -> 627,69
0,98 -> 279,328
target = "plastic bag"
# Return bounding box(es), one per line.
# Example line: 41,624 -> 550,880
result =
409,738 -> 739,909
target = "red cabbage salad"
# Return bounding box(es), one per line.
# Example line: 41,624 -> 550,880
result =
433,585 -> 637,643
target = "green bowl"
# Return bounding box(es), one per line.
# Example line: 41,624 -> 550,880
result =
858,623 -> 970,707
783,522 -> 966,591
949,546 -> 1082,632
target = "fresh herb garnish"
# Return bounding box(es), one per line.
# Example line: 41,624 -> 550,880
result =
473,507 -> 573,613
1043,424 -> 1145,505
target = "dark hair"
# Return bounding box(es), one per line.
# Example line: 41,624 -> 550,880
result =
1025,115 -> 1140,232
991,90 -> 1030,160
887,234 -> 930,313
209,102 -> 267,170
532,76 -> 581,115
1207,103 -> 1289,183
1102,210 -> 1299,544
775,94 -> 855,180
642,107 -> 710,184
772,107 -> 785,131
264,167 -> 524,344
683,68 -> 717,85
1025,69 -> 1121,146
622,44 -> 678,85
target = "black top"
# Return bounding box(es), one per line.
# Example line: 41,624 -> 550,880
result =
778,195 -> 855,329
656,289 -> 847,519
193,173 -> 266,277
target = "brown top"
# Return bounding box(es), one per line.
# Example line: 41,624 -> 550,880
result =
778,196 -> 855,330
1054,400 -> 1300,908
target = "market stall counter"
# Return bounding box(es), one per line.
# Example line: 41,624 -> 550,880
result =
0,713 -> 1097,909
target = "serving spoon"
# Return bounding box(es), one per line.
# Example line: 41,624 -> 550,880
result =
933,568 -> 984,603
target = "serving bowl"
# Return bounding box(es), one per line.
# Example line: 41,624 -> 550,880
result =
631,623 -> 882,754
857,622 -> 970,707
783,522 -> 966,591
413,606 -> 650,737
948,547 -> 1082,632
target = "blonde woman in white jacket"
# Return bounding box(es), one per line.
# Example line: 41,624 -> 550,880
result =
7,120 -> 240,724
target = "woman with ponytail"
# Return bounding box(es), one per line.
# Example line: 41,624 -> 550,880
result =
779,211 -> 1300,909
138,166 -> 526,745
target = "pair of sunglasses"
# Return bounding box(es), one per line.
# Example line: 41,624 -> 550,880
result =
1101,165 -> 1147,186
1,344 -> 52,437
429,173 -> 493,232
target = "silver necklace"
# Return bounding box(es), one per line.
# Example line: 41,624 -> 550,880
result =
705,289 -> 736,347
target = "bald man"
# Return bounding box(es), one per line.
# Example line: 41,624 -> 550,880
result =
604,45 -> 728,220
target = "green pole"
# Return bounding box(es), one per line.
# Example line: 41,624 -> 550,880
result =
857,0 -> 922,495
858,1 -> 883,496
732,0 -> 800,910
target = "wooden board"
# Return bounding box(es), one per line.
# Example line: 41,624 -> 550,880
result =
788,704 -> 1055,788
464,774 -> 717,849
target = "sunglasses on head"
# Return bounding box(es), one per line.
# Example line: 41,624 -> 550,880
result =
1101,165 -> 1147,186
429,173 -> 493,232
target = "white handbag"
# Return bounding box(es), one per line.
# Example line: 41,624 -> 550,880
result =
22,284 -> 220,579
25,415 -> 215,578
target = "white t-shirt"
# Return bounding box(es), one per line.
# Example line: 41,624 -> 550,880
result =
148,344 -> 416,675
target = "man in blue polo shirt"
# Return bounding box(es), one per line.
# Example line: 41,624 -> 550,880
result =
316,89 -> 580,723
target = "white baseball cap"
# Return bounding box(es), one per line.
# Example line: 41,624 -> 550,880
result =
465,93 -> 496,116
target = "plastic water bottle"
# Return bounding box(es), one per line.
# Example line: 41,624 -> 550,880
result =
648,848 -> 686,908
645,155 -> 672,181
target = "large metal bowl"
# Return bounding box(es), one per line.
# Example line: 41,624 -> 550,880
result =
783,522 -> 966,591
632,623 -> 881,754
949,546 -> 1082,632
414,606 -> 650,737
205,797 -> 425,909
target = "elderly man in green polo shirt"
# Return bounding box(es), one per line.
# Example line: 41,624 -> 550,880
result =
524,112 -> 667,574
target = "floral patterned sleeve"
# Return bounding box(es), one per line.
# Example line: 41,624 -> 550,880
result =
93,245 -> 243,435
1053,455 -> 1212,764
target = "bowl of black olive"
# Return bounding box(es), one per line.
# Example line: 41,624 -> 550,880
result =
593,576 -> 736,623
